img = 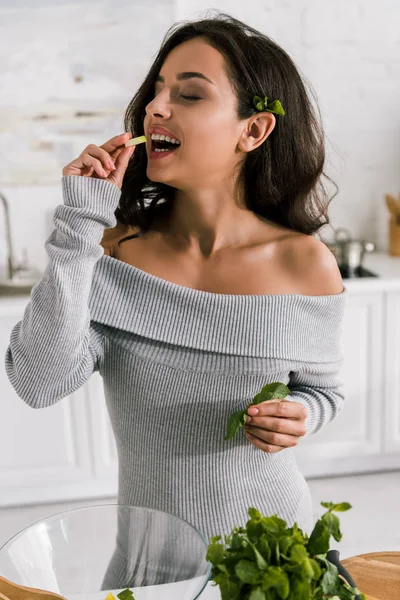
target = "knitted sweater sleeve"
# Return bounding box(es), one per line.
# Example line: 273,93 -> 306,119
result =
287,359 -> 345,436
4,176 -> 121,408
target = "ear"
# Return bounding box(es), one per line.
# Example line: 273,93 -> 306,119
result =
238,113 -> 276,152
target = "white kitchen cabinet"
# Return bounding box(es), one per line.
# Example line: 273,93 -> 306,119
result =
0,299 -> 117,507
0,303 -> 91,506
1,253 -> 400,506
384,291 -> 400,454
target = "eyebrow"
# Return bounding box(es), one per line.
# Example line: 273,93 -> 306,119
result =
155,72 -> 214,85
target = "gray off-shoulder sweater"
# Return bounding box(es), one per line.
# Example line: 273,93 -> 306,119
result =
5,176 -> 346,542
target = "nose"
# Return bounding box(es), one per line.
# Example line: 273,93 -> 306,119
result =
145,90 -> 171,119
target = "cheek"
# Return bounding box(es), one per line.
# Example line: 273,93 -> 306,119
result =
183,137 -> 232,172
185,121 -> 238,162
189,105 -> 237,142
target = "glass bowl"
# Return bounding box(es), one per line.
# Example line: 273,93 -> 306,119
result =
0,504 -> 212,599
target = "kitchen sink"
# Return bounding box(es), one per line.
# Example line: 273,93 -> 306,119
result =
0,277 -> 38,296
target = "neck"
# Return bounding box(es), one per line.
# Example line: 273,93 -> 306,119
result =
161,184 -> 263,259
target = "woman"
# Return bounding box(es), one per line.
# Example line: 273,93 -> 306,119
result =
5,12 -> 344,567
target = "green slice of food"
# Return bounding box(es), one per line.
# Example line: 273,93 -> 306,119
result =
125,135 -> 147,147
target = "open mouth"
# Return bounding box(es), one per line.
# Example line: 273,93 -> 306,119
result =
150,133 -> 181,154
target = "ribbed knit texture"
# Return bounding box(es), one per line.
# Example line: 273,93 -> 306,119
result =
5,175 -> 346,543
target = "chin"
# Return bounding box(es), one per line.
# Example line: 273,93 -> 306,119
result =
146,168 -> 178,187
147,174 -> 172,185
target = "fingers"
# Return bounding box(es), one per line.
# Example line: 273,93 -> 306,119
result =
80,150 -> 110,178
81,143 -> 116,175
109,145 -> 135,188
245,415 -> 307,438
244,424 -> 302,448
108,146 -> 125,163
247,399 -> 308,421
62,132 -> 134,179
244,399 -> 308,454
104,133 -> 134,166
99,132 -> 132,153
244,429 -> 285,454
79,138 -> 135,186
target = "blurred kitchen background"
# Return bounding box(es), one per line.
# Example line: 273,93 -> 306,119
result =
0,0 -> 399,562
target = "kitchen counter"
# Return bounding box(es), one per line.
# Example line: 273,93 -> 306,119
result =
342,252 -> 400,292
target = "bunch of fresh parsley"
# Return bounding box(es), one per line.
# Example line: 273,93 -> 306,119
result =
206,502 -> 366,600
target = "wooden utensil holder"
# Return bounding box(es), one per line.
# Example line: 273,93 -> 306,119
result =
389,218 -> 400,256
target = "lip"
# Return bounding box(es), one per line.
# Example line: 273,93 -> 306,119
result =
148,125 -> 181,141
147,124 -> 181,161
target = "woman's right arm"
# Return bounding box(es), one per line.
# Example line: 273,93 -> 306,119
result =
4,133 -> 135,408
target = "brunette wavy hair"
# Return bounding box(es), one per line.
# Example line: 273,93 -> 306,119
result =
115,11 -> 336,246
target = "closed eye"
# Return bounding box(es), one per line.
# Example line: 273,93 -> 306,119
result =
181,95 -> 202,101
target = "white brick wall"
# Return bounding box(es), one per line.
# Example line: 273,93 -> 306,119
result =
0,0 -> 399,272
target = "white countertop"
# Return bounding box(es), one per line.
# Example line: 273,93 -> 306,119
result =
1,252 -> 400,311
341,252 -> 400,292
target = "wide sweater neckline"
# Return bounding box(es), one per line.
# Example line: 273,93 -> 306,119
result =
102,254 -> 344,301
89,254 -> 346,361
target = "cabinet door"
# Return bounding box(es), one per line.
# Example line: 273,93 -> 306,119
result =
295,292 -> 383,477
0,307 -> 94,506
0,303 -> 117,506
384,291 -> 400,453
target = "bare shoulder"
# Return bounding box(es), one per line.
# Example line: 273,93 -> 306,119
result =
278,234 -> 344,296
100,222 -> 139,256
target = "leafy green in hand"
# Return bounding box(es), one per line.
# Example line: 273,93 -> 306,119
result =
207,501 -> 366,600
225,382 -> 290,441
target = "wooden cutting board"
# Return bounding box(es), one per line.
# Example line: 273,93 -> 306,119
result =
0,576 -> 66,600
342,551 -> 400,600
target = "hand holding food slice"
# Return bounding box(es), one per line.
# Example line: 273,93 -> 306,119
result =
62,132 -> 143,189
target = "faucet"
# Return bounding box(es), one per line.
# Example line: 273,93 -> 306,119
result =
0,190 -> 17,280
0,190 -> 42,293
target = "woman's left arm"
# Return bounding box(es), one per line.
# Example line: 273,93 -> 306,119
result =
245,237 -> 345,453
